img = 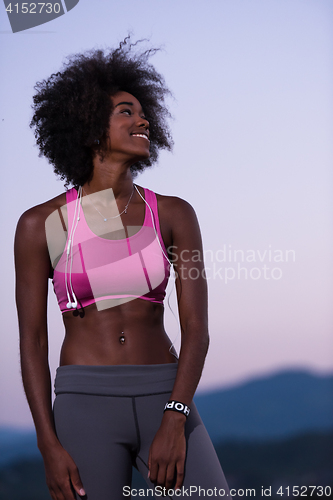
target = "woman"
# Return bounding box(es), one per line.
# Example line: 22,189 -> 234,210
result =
15,39 -> 230,499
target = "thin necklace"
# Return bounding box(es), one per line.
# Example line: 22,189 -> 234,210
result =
82,185 -> 135,221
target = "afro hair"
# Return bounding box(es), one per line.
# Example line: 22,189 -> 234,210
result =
30,37 -> 173,188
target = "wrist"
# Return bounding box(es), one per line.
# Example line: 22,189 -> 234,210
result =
164,400 -> 191,418
162,409 -> 187,428
37,434 -> 61,455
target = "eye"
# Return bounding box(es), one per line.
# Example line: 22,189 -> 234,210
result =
120,108 -> 132,115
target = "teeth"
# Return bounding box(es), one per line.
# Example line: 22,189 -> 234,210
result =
132,134 -> 149,141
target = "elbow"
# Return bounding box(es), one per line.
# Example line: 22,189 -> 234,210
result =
202,330 -> 210,355
19,328 -> 49,361
197,324 -> 210,355
182,321 -> 210,353
194,329 -> 210,360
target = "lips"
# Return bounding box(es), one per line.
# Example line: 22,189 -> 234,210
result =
131,132 -> 150,142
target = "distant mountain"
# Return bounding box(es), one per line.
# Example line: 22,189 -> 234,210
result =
194,369 -> 333,441
0,428 -> 40,467
1,369 -> 332,467
216,430 -> 333,491
2,431 -> 332,500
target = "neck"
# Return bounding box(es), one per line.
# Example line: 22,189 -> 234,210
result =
83,157 -> 135,198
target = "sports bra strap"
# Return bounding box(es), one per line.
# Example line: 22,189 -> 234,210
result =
143,188 -> 164,247
64,186 -> 165,253
65,187 -> 79,235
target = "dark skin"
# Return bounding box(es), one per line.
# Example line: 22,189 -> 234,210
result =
15,92 -> 209,499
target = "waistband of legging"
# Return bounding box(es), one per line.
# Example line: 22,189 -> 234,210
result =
54,363 -> 179,397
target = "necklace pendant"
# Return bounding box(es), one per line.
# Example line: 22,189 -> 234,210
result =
82,185 -> 134,221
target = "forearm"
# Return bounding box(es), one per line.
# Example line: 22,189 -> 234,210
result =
148,322 -> 209,489
20,337 -> 60,454
20,336 -> 86,498
169,324 -> 209,407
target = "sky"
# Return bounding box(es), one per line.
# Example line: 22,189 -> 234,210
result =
0,0 -> 332,428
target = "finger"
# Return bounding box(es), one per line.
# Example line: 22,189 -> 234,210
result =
54,474 -> 81,500
174,460 -> 185,491
48,486 -> 58,500
60,481 -> 77,500
50,485 -> 67,500
156,462 -> 167,487
70,467 -> 86,497
49,483 -> 68,500
165,463 -> 176,490
148,450 -> 151,479
149,457 -> 159,484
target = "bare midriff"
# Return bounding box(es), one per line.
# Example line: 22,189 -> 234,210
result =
60,298 -> 177,366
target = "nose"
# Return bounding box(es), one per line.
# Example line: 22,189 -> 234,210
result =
137,114 -> 149,129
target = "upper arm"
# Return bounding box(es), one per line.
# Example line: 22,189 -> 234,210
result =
166,199 -> 208,334
45,206 -> 67,269
14,207 -> 51,343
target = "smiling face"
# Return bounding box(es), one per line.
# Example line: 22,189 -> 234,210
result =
105,91 -> 150,164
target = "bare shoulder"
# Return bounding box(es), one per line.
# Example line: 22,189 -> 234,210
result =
155,192 -> 205,275
15,192 -> 67,240
155,192 -> 199,228
156,192 -> 195,211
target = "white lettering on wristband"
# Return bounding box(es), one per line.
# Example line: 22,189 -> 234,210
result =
164,400 -> 191,417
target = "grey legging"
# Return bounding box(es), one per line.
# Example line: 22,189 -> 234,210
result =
53,363 -> 230,499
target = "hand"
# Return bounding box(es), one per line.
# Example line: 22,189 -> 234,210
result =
148,411 -> 186,491
41,442 -> 86,499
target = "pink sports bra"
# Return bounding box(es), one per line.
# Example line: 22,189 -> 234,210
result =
52,187 -> 170,313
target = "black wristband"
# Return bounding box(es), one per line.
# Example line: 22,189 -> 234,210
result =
163,400 -> 190,417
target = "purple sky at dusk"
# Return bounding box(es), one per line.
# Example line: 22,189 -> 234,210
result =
0,0 -> 332,428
